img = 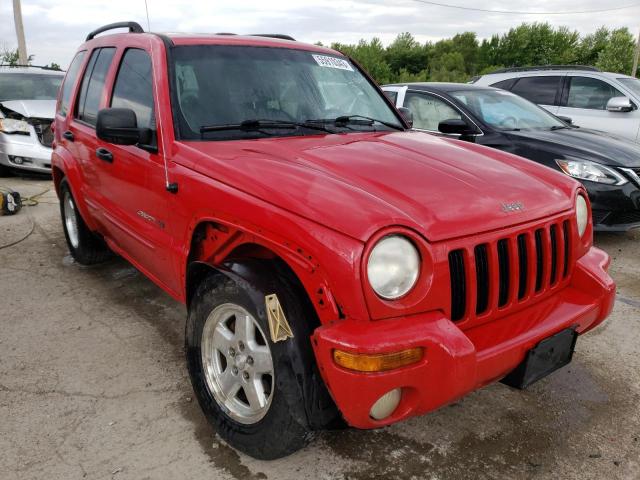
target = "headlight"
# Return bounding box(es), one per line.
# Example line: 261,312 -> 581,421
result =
367,235 -> 420,299
0,118 -> 30,134
556,159 -> 627,185
576,195 -> 588,237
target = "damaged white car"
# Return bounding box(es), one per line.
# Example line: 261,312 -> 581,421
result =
0,66 -> 64,175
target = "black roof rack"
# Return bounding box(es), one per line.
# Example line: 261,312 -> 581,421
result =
86,21 -> 144,41
489,65 -> 600,74
250,34 -> 296,41
0,63 -> 64,71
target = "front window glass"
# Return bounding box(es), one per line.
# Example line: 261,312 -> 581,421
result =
76,47 -> 116,126
111,49 -> 155,129
567,77 -> 624,110
171,45 -> 402,140
0,72 -> 63,102
617,77 -> 640,98
451,89 -> 564,131
404,91 -> 462,131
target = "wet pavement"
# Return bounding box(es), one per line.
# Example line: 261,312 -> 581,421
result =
1,175 -> 639,479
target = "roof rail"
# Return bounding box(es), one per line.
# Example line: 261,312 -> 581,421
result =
86,21 -> 144,41
489,65 -> 600,74
250,34 -> 296,41
0,63 -> 65,71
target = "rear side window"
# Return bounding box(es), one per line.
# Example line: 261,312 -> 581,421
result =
566,76 -> 624,110
58,51 -> 86,116
76,47 -> 116,126
110,49 -> 154,129
490,78 -> 517,90
511,76 -> 561,105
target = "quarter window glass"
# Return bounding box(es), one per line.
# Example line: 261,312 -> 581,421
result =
383,90 -> 398,104
511,76 -> 561,105
58,51 -> 86,116
490,78 -> 517,90
404,92 -> 461,131
76,47 -> 115,126
567,77 -> 624,110
111,49 -> 154,129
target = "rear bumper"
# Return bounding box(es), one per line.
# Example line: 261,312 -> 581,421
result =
312,246 -> 614,429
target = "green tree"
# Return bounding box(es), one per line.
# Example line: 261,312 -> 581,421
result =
1,47 -> 34,66
595,28 -> 635,74
384,32 -> 430,75
332,38 -> 393,84
44,62 -> 62,71
575,27 -> 610,65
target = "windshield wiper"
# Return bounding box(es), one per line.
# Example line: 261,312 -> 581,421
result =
550,125 -> 570,131
309,115 -> 404,131
199,119 -> 336,135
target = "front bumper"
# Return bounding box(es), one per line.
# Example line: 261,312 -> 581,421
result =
586,179 -> 640,232
0,130 -> 53,173
312,247 -> 614,429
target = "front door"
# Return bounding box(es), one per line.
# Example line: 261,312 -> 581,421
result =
97,47 -> 175,292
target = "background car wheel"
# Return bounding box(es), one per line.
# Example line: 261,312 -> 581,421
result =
186,264 -> 337,459
59,178 -> 111,265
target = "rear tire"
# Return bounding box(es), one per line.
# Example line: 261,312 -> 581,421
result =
59,178 -> 111,265
186,265 -> 333,459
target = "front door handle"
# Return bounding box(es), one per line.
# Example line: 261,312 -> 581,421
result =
62,130 -> 74,141
96,147 -> 113,163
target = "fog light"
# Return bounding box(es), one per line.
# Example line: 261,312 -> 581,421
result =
370,388 -> 401,420
9,155 -> 23,165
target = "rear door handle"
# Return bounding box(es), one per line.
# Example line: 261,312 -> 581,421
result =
62,130 -> 74,141
96,147 -> 113,163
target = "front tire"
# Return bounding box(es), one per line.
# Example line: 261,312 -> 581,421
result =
59,178 -> 111,265
186,267 -> 328,459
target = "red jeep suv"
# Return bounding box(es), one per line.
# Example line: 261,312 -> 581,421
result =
52,22 -> 615,459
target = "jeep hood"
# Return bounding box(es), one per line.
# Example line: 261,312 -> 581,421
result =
181,131 -> 577,242
0,99 -> 55,119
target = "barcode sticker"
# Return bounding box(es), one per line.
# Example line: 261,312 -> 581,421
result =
312,55 -> 354,71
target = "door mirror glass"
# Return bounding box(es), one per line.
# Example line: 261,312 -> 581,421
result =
398,107 -> 413,128
96,108 -> 151,145
438,118 -> 476,136
606,96 -> 634,113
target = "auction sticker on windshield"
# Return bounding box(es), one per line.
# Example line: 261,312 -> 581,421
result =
312,55 -> 354,71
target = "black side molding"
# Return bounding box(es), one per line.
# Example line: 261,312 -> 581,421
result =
86,22 -> 144,41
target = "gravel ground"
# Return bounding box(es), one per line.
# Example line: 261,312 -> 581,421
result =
1,175 -> 639,480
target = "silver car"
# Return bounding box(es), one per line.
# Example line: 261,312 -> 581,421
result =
0,66 -> 64,174
472,66 -> 640,143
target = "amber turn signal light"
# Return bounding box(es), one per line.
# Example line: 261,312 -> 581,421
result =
333,347 -> 423,372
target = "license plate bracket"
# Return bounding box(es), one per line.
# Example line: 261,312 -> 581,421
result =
501,327 -> 578,389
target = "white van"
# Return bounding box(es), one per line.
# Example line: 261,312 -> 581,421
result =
472,66 -> 640,142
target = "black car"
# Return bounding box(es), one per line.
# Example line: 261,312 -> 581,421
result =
383,82 -> 640,232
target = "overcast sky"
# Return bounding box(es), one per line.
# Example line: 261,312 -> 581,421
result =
1,0 -> 639,68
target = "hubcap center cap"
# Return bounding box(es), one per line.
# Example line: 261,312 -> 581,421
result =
235,354 -> 248,370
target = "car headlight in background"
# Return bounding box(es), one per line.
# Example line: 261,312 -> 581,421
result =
367,235 -> 420,299
576,195 -> 589,237
556,159 -> 627,185
0,118 -> 30,135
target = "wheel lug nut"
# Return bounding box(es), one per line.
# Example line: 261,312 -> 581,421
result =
238,341 -> 245,351
242,371 -> 249,380
232,367 -> 238,375
228,347 -> 235,357
247,356 -> 254,365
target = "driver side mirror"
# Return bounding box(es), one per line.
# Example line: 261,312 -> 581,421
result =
606,96 -> 634,113
438,118 -> 477,136
96,108 -> 152,146
398,107 -> 413,128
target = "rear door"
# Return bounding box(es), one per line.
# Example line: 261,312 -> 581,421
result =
68,47 -> 116,224
97,47 -> 174,289
556,74 -> 640,140
509,75 -> 562,114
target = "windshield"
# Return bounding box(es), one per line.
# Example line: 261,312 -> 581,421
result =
0,73 -> 63,102
450,89 -> 565,131
171,45 -> 402,140
617,77 -> 640,98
